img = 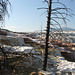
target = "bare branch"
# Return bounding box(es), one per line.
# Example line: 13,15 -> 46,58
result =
44,0 -> 48,4
51,17 -> 70,22
52,8 -> 71,12
51,23 -> 61,30
52,13 -> 59,17
40,11 -> 47,16
53,10 -> 67,25
37,8 -> 48,10
51,18 -> 63,31
52,12 -> 73,17
50,27 -> 58,31
52,2 -> 67,9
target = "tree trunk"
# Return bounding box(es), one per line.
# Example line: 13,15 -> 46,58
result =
42,0 -> 52,71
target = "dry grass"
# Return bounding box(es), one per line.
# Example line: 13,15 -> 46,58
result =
30,72 -> 45,75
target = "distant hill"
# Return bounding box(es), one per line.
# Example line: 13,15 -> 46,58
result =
62,27 -> 75,31
50,27 -> 75,32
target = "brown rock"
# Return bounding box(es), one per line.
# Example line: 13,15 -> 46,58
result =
61,50 -> 75,62
0,31 -> 7,35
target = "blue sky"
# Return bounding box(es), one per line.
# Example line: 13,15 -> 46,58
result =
5,0 -> 75,32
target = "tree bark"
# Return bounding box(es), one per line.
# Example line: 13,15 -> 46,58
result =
43,0 -> 52,71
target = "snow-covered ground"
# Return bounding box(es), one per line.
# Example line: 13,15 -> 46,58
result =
57,56 -> 75,72
1,30 -> 75,73
50,47 -> 75,73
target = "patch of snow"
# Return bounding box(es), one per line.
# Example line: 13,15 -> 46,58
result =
2,45 -> 36,54
39,70 -> 55,75
57,56 -> 75,72
49,47 -> 75,72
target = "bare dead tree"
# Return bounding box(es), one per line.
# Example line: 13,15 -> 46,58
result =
42,0 -> 52,71
38,0 -> 73,71
0,1 -> 11,71
0,0 -> 11,28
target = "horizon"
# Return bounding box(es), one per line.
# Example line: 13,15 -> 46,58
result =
2,26 -> 75,33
